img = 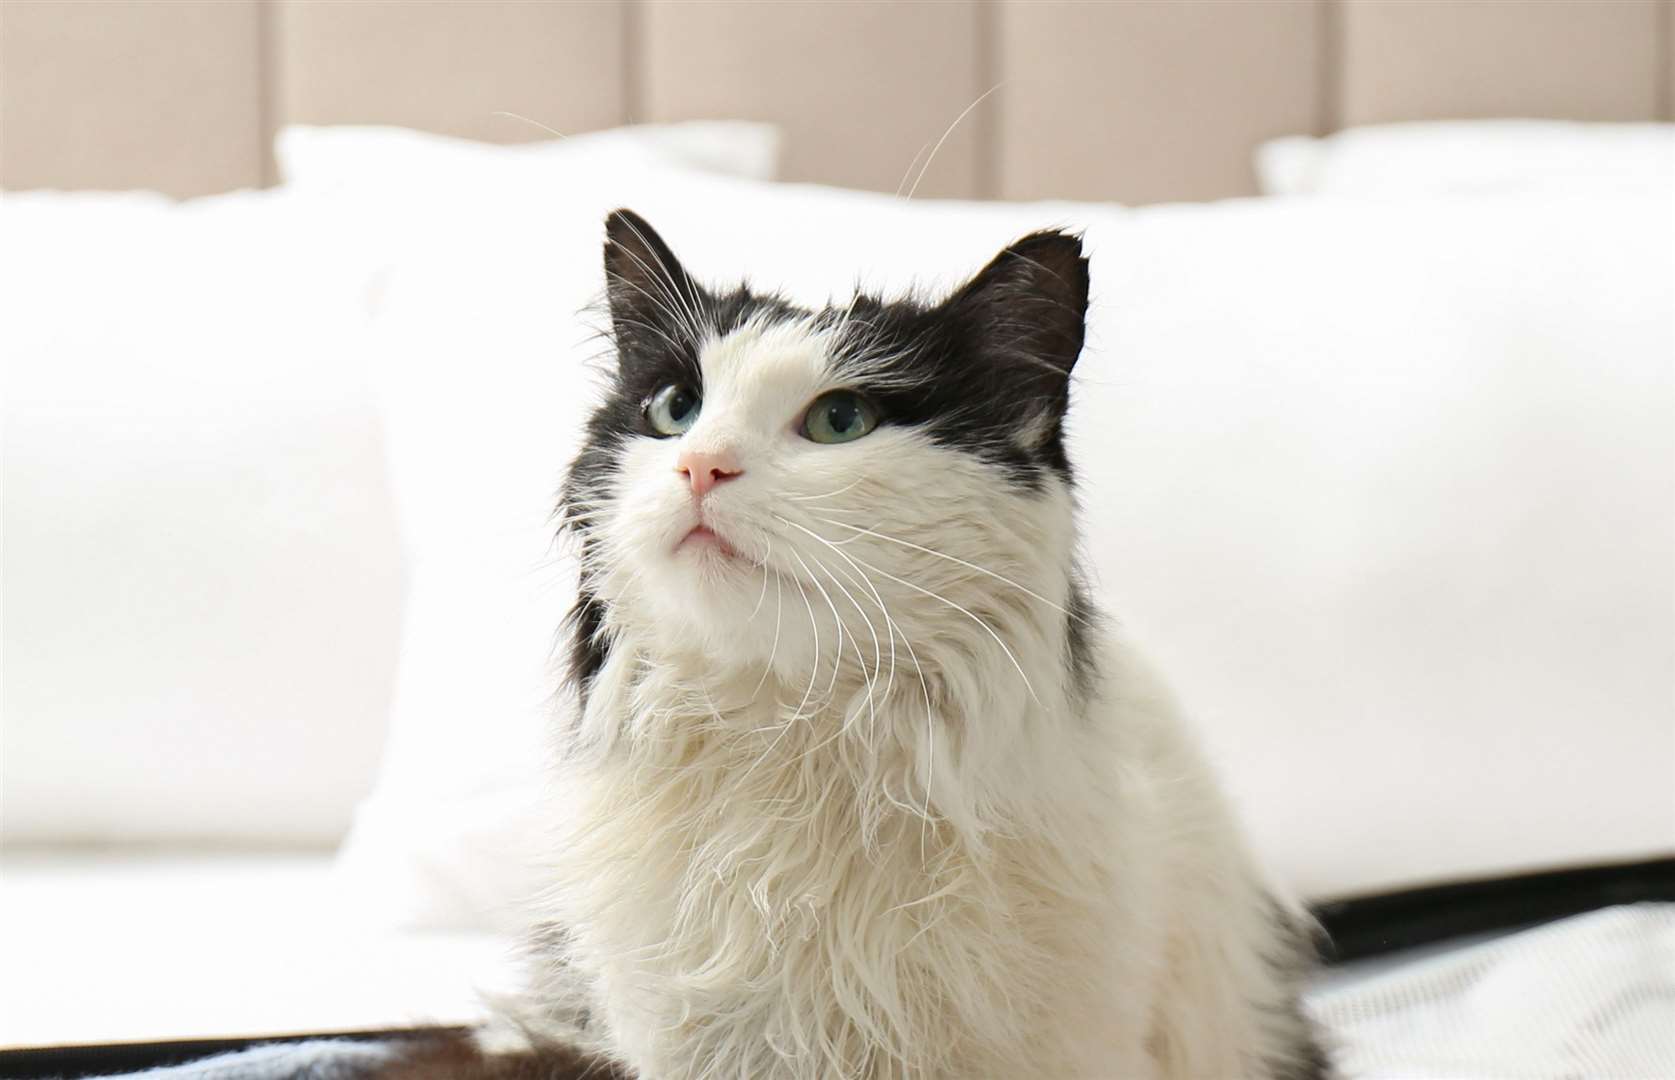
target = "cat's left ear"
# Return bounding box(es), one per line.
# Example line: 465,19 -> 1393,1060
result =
602,209 -> 711,350
944,230 -> 1089,383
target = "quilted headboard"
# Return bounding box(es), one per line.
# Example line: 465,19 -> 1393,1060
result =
3,0 -> 1671,202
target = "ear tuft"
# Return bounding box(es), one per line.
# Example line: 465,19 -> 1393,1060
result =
602,209 -> 708,345
948,230 -> 1089,377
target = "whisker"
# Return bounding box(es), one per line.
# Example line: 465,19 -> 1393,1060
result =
894,140 -> 933,199
806,551 -> 882,737
747,540 -> 774,621
604,267 -> 696,353
774,514 -> 895,703
807,551 -> 882,686
811,516 -> 1080,622
788,548 -> 848,706
785,575 -> 822,723
749,571 -> 784,704
491,110 -> 569,140
841,545 -> 1043,707
822,549 -> 900,705
786,477 -> 866,502
889,618 -> 938,859
613,215 -> 712,347
906,82 -> 1004,201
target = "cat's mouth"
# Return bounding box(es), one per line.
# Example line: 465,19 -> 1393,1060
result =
677,524 -> 742,560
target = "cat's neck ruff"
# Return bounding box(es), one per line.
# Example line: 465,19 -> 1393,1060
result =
573,472 -> 1087,849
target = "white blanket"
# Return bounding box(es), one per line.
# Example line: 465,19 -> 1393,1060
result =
7,852 -> 1667,1077
1308,904 -> 1675,1078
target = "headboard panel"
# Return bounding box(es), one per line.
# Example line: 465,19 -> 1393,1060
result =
1338,0 -> 1668,127
278,1 -> 630,149
1,0 -> 269,197
3,0 -> 1671,202
638,1 -> 986,200
996,1 -> 1324,203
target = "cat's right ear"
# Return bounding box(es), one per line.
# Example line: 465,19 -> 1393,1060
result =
603,209 -> 709,348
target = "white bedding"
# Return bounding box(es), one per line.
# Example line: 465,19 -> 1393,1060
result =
0,852 -> 515,1050
5,852 -> 1669,1080
1309,903 -> 1675,1079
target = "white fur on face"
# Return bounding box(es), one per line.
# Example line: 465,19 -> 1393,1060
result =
590,315 -> 1077,708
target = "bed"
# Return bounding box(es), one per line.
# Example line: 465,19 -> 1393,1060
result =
3,2 -> 1671,1076
2,855 -> 1669,1077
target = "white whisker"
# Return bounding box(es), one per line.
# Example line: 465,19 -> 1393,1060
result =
788,548 -> 849,707
749,570 -> 785,704
773,515 -> 895,703
491,110 -> 569,140
806,551 -> 882,737
890,619 -> 938,859
747,542 -> 775,621
812,516 -> 1078,622
906,83 -> 1005,201
785,575 -> 822,723
786,477 -> 866,502
843,546 -> 1043,707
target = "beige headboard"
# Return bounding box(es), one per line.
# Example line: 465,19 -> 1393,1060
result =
3,0 -> 1671,203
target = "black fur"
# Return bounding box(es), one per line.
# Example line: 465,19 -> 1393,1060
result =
559,209 -> 1091,708
1262,902 -> 1338,1080
828,229 -> 1090,488
1064,578 -> 1100,699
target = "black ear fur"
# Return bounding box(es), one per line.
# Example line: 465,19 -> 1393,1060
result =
944,230 -> 1089,379
602,209 -> 710,347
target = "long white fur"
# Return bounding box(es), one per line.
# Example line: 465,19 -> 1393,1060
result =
500,315 -> 1317,1078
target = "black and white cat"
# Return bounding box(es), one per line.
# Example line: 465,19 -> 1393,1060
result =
393,211 -> 1328,1080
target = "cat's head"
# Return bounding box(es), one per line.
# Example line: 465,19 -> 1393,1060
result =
564,210 -> 1090,706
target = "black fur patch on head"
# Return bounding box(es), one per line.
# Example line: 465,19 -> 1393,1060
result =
822,230 -> 1090,488
560,211 -> 1091,702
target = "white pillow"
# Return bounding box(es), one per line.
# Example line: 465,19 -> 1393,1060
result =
347,169 -> 1674,930
1,187 -> 403,845
1257,120 -> 1675,197
276,122 -> 781,192
0,123 -> 783,849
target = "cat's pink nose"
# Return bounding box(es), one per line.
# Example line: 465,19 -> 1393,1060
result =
677,449 -> 743,498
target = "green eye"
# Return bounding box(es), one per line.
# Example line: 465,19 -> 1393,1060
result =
646,383 -> 700,436
802,390 -> 879,444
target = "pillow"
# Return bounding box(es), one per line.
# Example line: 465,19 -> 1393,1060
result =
0,186 -> 403,845
271,122 -> 783,335
345,169 -> 1674,930
1256,120 -> 1675,197
276,121 -> 781,192
0,122 -> 783,849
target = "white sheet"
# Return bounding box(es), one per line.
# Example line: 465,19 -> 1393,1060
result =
0,852 -> 515,1050
4,853 -> 1669,1077
1307,904 -> 1675,1078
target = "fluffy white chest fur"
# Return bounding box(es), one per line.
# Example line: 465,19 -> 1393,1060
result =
479,212 -> 1326,1080
520,640 -> 1313,1080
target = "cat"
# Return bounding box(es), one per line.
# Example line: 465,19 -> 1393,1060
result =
379,209 -> 1330,1080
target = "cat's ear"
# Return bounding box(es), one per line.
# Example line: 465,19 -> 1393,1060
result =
944,230 -> 1089,380
602,209 -> 709,347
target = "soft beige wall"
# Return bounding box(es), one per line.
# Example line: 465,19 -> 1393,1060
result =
3,0 -> 1672,201
1,0 -> 269,196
